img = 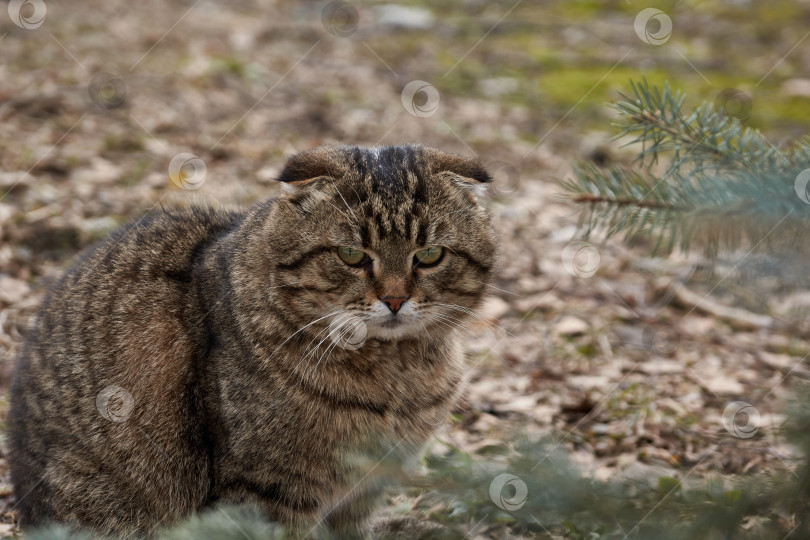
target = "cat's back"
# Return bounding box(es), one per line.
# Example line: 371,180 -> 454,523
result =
9,205 -> 243,533
15,205 -> 243,383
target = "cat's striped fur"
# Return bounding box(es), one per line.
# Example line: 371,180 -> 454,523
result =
8,145 -> 497,536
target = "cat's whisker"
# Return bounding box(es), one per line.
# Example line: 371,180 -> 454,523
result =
309,317 -> 361,373
312,322 -> 352,372
434,302 -> 516,337
430,308 -> 505,338
426,319 -> 457,337
419,311 -> 461,336
297,327 -> 332,370
481,282 -> 522,297
287,319 -> 347,384
416,319 -> 441,342
434,312 -> 476,329
430,312 -> 465,328
267,309 -> 348,365
311,343 -> 334,373
332,184 -> 358,222
427,310 -> 461,326
301,316 -> 340,356
325,200 -> 356,224
427,314 -> 467,336
294,311 -> 361,378
307,319 -> 347,363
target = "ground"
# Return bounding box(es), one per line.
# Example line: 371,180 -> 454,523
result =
1,0 -> 810,537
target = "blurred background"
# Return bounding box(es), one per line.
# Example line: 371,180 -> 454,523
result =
1,0 -> 810,537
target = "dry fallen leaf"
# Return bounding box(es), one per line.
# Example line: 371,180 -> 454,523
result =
0,277 -> 30,305
554,315 -> 589,336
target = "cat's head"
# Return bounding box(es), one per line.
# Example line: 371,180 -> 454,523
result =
264,144 -> 497,346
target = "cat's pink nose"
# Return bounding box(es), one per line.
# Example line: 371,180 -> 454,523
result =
380,296 -> 409,314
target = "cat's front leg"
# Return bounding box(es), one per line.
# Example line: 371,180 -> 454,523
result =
321,482 -> 384,540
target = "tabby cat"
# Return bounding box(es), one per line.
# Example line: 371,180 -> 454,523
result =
8,144 -> 497,537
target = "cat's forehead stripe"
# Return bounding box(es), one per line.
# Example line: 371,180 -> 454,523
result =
341,146 -> 430,244
349,146 -> 422,195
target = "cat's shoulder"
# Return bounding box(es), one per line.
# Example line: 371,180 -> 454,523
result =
127,203 -> 245,240
53,203 -> 245,290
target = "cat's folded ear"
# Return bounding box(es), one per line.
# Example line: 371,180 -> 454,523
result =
424,148 -> 492,199
276,146 -> 348,191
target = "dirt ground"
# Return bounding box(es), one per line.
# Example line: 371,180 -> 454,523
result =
2,0 -> 810,537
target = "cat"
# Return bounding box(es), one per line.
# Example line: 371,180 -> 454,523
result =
8,144 -> 497,537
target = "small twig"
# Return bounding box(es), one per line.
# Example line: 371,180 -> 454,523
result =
571,193 -> 689,211
672,285 -> 774,329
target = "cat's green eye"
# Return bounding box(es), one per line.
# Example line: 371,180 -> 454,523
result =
414,246 -> 444,267
337,246 -> 368,266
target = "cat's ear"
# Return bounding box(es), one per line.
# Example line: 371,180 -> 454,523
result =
425,149 -> 492,199
276,146 -> 348,192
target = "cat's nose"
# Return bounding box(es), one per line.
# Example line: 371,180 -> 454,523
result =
380,296 -> 409,314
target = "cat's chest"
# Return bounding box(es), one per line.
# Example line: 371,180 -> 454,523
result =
283,337 -> 462,406
212,337 -> 464,443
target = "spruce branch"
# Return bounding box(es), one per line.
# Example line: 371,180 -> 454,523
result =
564,79 -> 810,254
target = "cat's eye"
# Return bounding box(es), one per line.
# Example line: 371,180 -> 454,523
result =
413,246 -> 444,268
337,246 -> 370,267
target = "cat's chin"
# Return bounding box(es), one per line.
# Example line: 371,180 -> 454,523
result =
365,319 -> 424,341
366,324 -> 416,341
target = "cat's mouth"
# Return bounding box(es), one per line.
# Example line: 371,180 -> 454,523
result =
379,317 -> 403,329
364,313 -> 421,341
